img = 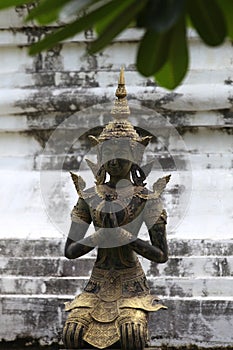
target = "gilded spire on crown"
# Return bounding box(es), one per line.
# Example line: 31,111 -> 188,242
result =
111,67 -> 130,117
88,67 -> 151,149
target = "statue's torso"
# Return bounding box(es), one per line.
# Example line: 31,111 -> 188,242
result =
95,246 -> 137,269
72,182 -> 164,270
86,184 -> 147,227
85,184 -> 147,270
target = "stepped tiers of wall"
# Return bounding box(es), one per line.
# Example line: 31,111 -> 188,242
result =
0,6 -> 232,349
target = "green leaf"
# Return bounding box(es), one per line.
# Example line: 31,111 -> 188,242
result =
0,0 -> 33,9
29,0 -> 122,54
155,16 -> 188,89
216,0 -> 233,39
95,0 -> 136,35
137,29 -> 171,77
32,10 -> 60,25
187,0 -> 227,46
89,0 -> 145,54
137,0 -> 185,33
26,0 -> 69,24
26,0 -> 96,25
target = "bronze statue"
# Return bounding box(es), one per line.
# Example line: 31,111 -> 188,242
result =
63,68 -> 170,350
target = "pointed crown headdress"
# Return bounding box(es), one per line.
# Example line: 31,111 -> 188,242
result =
71,67 -> 171,192
89,67 -> 151,148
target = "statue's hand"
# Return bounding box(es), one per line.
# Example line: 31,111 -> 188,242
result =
97,227 -> 134,247
78,227 -> 134,248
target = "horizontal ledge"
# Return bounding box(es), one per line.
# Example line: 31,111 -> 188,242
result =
0,293 -> 73,299
0,236 -> 232,257
0,294 -> 232,301
0,255 -> 232,260
0,28 -> 145,46
1,152 -> 233,172
1,275 -> 232,280
0,19 -> 219,47
1,113 -> 233,131
0,85 -> 233,116
0,27 -> 202,46
0,69 -> 233,90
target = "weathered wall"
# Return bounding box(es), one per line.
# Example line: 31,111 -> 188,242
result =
0,6 -> 233,349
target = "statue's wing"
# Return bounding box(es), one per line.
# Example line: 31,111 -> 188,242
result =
85,158 -> 99,178
141,161 -> 154,177
70,171 -> 86,197
86,159 -> 106,185
151,174 -> 171,199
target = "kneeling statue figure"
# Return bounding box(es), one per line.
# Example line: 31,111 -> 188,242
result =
63,68 -> 170,350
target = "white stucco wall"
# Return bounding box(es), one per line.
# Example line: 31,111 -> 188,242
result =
0,6 -> 232,348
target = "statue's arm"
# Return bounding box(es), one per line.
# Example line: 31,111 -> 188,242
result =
65,223 -> 95,259
130,223 -> 168,263
64,198 -> 94,259
130,200 -> 168,263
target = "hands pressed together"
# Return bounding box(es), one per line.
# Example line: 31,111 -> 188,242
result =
78,227 -> 136,248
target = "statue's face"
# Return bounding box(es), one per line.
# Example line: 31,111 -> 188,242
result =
104,158 -> 132,177
101,139 -> 133,178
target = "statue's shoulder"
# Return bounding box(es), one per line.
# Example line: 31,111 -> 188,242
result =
83,186 -> 97,199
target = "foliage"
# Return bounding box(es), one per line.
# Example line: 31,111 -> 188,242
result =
1,0 -> 233,89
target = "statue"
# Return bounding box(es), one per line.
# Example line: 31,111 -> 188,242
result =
62,68 -> 170,350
